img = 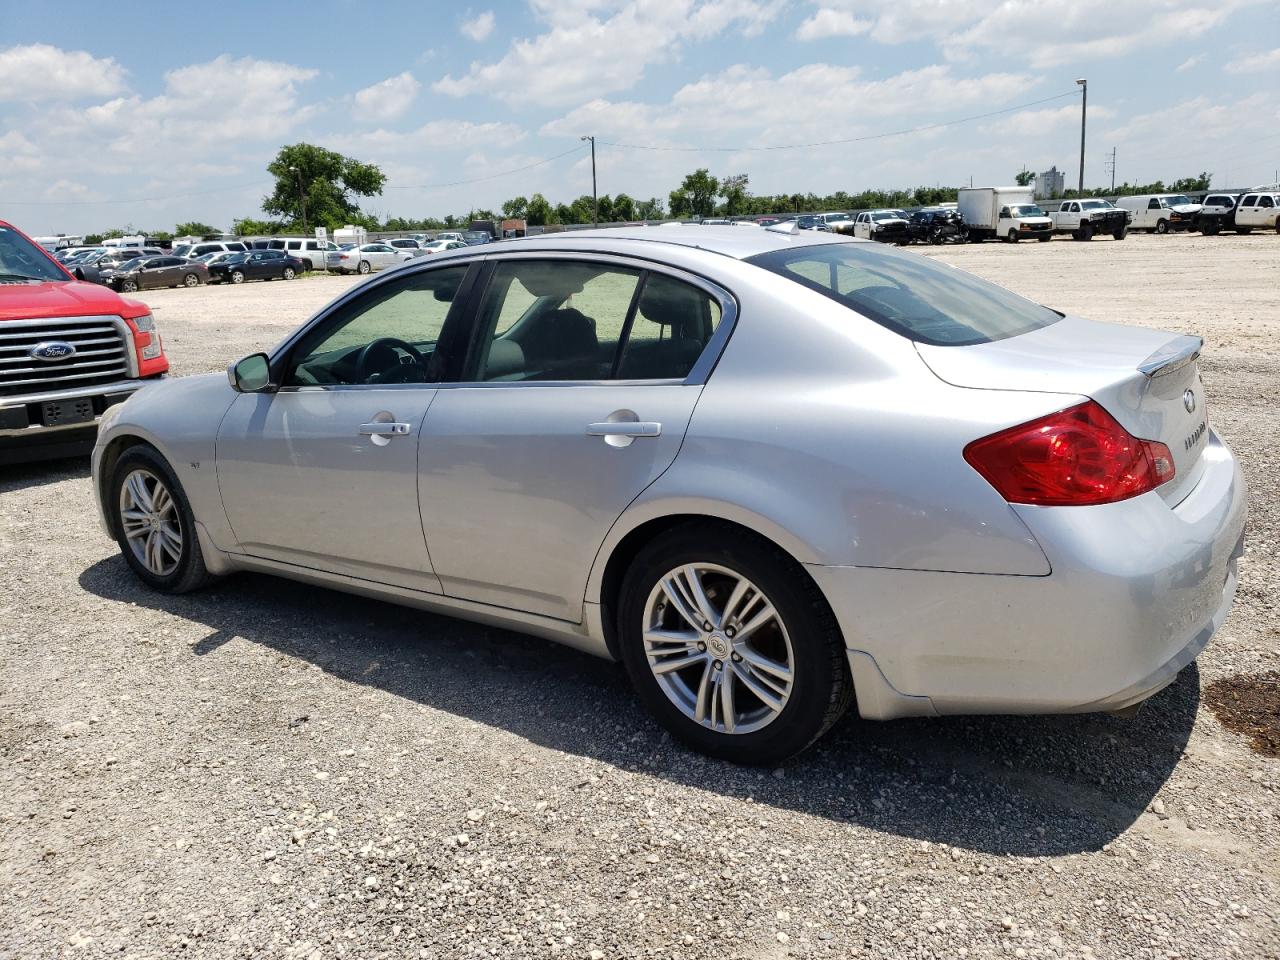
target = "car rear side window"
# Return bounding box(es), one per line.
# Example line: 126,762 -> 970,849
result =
747,242 -> 1061,346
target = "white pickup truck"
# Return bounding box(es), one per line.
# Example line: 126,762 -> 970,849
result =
1047,199 -> 1130,240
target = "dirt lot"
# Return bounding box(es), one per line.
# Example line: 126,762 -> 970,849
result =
2,233 -> 1278,959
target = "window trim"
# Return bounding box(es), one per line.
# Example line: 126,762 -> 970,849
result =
443,250 -> 738,390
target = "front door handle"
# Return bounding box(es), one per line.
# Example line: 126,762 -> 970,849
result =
587,421 -> 661,438
359,422 -> 412,436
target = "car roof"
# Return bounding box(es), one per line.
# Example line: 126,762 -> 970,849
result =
497,225 -> 866,261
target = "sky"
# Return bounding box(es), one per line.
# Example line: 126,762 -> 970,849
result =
2,0 -> 1279,236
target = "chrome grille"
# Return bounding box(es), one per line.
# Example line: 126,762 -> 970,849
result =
0,316 -> 131,398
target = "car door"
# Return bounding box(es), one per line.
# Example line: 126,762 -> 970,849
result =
216,263 -> 477,592
416,255 -> 734,621
138,257 -> 165,290
251,251 -> 276,279
1237,195 -> 1258,227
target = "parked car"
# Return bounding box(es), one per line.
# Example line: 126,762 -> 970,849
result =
1195,194 -> 1240,235
699,218 -> 731,226
326,243 -> 412,274
208,250 -> 306,284
0,219 -> 169,463
1232,192 -> 1280,233
90,227 -> 1246,763
1048,199 -> 1130,240
194,251 -> 241,268
388,238 -> 428,257
852,210 -> 910,243
171,240 -> 248,260
419,240 -> 468,254
70,248 -> 165,285
461,231 -> 493,246
957,187 -> 1054,242
822,212 -> 854,232
105,255 -> 209,292
436,232 -> 466,243
904,208 -> 967,245
1115,194 -> 1202,233
790,215 -> 834,232
265,237 -> 337,269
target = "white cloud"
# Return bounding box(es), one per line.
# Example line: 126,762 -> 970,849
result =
795,8 -> 872,41
461,10 -> 496,41
795,0 -> 1265,65
323,119 -> 525,160
352,71 -> 422,122
1225,47 -> 1280,73
1176,53 -> 1204,71
0,43 -> 127,102
433,0 -> 786,106
981,103 -> 1113,137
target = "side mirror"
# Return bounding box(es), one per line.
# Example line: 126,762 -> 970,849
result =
227,353 -> 274,393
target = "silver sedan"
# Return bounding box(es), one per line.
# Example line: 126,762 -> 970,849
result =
91,227 -> 1247,764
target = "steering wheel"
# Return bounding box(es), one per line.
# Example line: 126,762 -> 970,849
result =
355,337 -> 429,384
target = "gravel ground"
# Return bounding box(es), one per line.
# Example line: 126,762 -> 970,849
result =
1,233 -> 1277,960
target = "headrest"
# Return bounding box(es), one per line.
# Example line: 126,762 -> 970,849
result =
638,276 -> 703,329
484,339 -> 525,379
512,262 -> 595,299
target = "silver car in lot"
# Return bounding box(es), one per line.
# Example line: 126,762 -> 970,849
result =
91,227 -> 1247,763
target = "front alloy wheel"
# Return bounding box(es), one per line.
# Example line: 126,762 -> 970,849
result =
119,469 -> 183,577
230,270 -> 245,284
283,267 -> 296,280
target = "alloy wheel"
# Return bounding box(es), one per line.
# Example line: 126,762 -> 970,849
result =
184,273 -> 198,287
118,469 -> 183,577
642,563 -> 795,735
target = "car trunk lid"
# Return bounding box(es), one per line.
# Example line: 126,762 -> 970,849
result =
916,315 -> 1209,505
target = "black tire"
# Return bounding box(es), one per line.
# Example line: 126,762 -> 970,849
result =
1079,223 -> 1094,241
283,266 -> 296,280
1202,222 -> 1220,236
183,273 -> 199,287
617,523 -> 852,765
1037,234 -> 1052,242
1156,219 -> 1169,234
1005,230 -> 1019,243
108,445 -> 214,594
1113,228 -> 1127,240
1237,226 -> 1252,235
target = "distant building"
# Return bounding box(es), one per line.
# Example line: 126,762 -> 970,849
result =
1034,166 -> 1065,199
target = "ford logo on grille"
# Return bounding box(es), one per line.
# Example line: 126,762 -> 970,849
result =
29,341 -> 76,361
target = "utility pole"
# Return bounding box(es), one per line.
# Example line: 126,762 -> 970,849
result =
1075,79 -> 1087,194
288,165 -> 307,233
580,135 -> 598,227
1105,147 -> 1117,193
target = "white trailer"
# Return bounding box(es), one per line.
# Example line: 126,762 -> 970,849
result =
957,187 -> 1053,243
333,225 -> 368,247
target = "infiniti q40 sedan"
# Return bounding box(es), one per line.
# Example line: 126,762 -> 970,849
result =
92,227 -> 1247,764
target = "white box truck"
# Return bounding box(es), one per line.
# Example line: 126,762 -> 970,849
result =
957,187 -> 1054,243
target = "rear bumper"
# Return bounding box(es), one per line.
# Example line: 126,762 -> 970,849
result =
0,378 -> 158,462
810,432 -> 1247,719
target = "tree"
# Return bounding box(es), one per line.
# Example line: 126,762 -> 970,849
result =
233,217 -> 283,236
1171,172 -> 1212,192
175,221 -> 217,237
636,197 -> 665,221
612,193 -> 636,222
1015,168 -> 1035,187
525,193 -> 555,226
502,196 -> 528,219
595,194 -> 615,223
670,169 -> 719,219
263,143 -> 386,230
719,173 -> 750,216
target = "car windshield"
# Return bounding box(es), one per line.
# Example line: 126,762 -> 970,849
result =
1165,195 -> 1194,207
871,211 -> 901,221
0,225 -> 70,282
1009,205 -> 1046,217
115,257 -> 144,271
1080,200 -> 1111,209
747,242 -> 1062,347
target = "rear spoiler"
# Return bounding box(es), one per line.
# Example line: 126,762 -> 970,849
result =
1138,335 -> 1202,378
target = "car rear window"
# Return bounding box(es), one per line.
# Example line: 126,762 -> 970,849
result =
747,242 -> 1062,346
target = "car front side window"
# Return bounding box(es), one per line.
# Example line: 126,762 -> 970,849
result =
285,266 -> 470,387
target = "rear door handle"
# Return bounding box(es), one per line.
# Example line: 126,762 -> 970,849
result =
359,422 -> 412,436
587,421 -> 661,438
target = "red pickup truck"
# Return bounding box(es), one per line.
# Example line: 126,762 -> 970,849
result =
1,219 -> 170,463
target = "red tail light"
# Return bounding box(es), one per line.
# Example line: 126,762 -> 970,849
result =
964,400 -> 1175,506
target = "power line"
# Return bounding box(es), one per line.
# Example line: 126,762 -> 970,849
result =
383,144 -> 588,191
0,180 -> 270,207
597,90 -> 1082,153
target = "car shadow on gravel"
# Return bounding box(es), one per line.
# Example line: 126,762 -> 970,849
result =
79,559 -> 1197,857
0,456 -> 90,491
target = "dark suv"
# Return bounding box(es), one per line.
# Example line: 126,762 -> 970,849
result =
905,209 -> 966,245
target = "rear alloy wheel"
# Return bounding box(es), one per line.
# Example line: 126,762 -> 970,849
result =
358,260 -> 372,275
110,446 -> 213,593
619,525 -> 851,764
183,272 -> 199,287
230,270 -> 245,284
283,267 -> 296,280
1156,219 -> 1169,234
120,279 -> 138,293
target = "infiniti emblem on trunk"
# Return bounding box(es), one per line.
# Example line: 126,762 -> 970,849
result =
1183,389 -> 1196,413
